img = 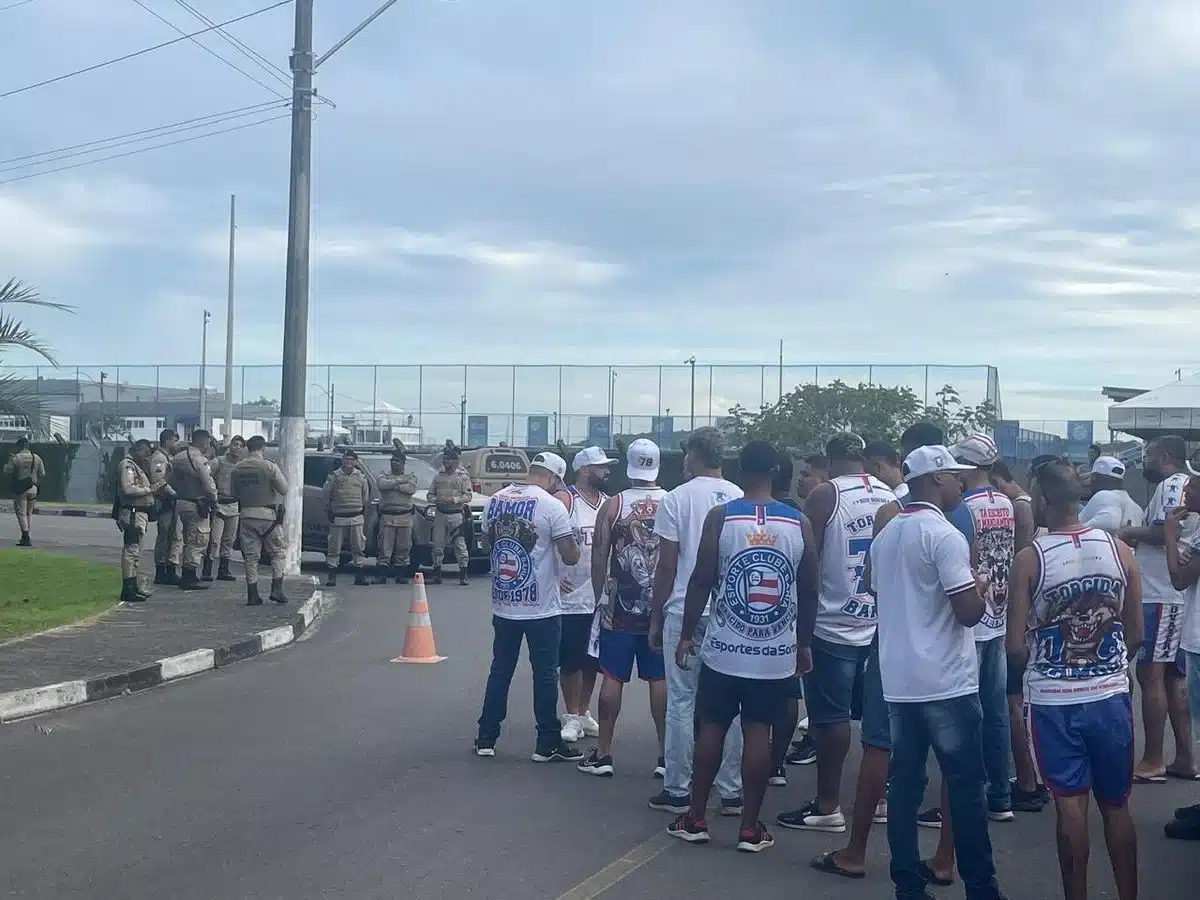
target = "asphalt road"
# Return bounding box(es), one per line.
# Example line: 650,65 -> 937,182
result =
0,514 -> 1197,898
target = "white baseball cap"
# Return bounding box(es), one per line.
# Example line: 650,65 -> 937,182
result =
573,446 -> 618,469
1090,456 -> 1126,479
951,433 -> 1000,466
902,445 -> 976,483
626,438 -> 660,482
530,451 -> 567,479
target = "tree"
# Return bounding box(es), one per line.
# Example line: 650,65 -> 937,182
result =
0,280 -> 75,430
727,380 -> 997,453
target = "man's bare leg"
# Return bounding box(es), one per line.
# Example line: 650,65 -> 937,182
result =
1135,663 -> 1168,779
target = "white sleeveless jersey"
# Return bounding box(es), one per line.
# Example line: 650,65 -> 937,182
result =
961,486 -> 1015,642
560,487 -> 606,614
703,499 -> 806,679
815,474 -> 896,646
1026,526 -> 1130,705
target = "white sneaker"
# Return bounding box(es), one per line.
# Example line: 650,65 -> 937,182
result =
560,715 -> 585,743
873,801 -> 888,824
580,711 -> 600,737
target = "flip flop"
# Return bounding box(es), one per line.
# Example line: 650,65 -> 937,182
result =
1133,773 -> 1168,784
1165,769 -> 1200,781
810,851 -> 865,880
918,860 -> 954,887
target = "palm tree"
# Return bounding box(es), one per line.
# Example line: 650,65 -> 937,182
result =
0,279 -> 75,430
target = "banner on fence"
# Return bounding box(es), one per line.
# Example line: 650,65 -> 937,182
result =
587,416 -> 611,448
651,415 -> 674,447
527,415 -> 549,447
467,415 -> 489,446
1066,420 -> 1095,462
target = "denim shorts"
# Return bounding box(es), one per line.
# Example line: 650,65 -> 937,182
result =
859,640 -> 890,750
803,636 -> 871,728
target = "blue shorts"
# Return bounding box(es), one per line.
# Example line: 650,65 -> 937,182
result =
803,636 -> 870,728
1139,604 -> 1187,676
598,629 -> 664,683
859,640 -> 890,751
1029,693 -> 1134,807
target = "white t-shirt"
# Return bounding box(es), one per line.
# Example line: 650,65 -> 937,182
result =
1080,490 -> 1144,536
654,475 -> 743,617
871,501 -> 979,703
560,487 -> 606,615
485,484 -> 574,620
1136,472 -> 1190,605
1176,530 -> 1200,655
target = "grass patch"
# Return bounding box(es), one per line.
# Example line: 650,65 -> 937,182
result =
0,550 -> 118,642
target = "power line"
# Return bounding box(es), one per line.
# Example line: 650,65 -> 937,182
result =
0,0 -> 38,12
171,0 -> 292,88
129,0 -> 288,100
0,0 -> 293,99
0,112 -> 289,185
0,101 -> 288,173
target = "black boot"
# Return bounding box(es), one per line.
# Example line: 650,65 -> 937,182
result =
153,564 -> 168,585
217,558 -> 236,582
135,578 -> 153,600
17,531 -> 31,547
201,557 -> 214,581
269,577 -> 287,604
326,569 -> 337,587
458,567 -> 470,586
178,566 -> 209,591
164,564 -> 181,586
396,565 -> 410,585
375,565 -> 391,585
121,577 -> 145,603
354,568 -> 369,586
246,582 -> 263,606
430,567 -> 443,585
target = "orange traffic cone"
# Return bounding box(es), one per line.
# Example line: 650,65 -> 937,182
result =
391,573 -> 446,663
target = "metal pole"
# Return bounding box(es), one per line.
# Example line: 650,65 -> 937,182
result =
460,393 -> 466,446
707,366 -> 713,426
510,366 -> 516,445
99,371 -> 106,440
278,0 -> 315,574
557,366 -> 563,441
778,339 -> 783,401
686,356 -> 696,431
328,381 -> 335,443
200,310 -> 210,430
371,365 -> 378,439
417,365 -> 423,442
223,194 -> 236,440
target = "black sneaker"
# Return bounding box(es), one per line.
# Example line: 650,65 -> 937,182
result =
719,796 -> 744,817
736,822 -> 775,853
653,756 -> 665,778
1011,785 -> 1047,813
768,766 -> 787,786
648,790 -> 690,814
1175,803 -> 1200,823
777,799 -> 847,832
666,813 -> 710,843
917,807 -> 943,829
474,738 -> 496,758
577,750 -> 615,777
1165,816 -> 1200,841
532,741 -> 584,763
786,735 -> 817,765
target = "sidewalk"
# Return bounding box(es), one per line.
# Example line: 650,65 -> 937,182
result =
0,574 -> 324,722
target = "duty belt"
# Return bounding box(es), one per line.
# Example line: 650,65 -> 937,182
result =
436,505 -> 463,514
380,506 -> 413,515
218,495 -> 237,504
332,508 -> 364,518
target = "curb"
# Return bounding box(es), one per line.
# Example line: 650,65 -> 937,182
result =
0,581 -> 328,724
29,507 -> 110,518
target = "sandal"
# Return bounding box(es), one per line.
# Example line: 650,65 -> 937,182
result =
810,850 -> 865,879
1133,773 -> 1168,784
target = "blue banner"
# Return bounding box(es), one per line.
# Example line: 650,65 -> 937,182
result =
651,415 -> 674,447
994,420 -> 1020,460
467,415 -> 489,446
1066,420 -> 1095,462
586,416 -> 611,448
527,415 -> 549,447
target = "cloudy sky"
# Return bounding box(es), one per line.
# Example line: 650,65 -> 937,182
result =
2,0 -> 1200,438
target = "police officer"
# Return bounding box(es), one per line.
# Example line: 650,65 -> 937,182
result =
429,447 -> 473,585
169,429 -> 218,591
114,440 -> 155,602
323,449 -> 370,587
4,436 -> 45,546
150,429 -> 182,584
375,447 -> 418,584
204,435 -> 245,582
231,436 -> 290,606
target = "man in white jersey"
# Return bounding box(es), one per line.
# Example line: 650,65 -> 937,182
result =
778,432 -> 895,834
1163,474 -> 1200,841
476,452 -> 583,763
667,441 -> 819,853
1008,461 -> 1142,900
1080,456 -> 1144,536
576,441 -> 668,777
558,447 -> 617,744
1120,435 -> 1196,782
871,445 -> 1005,900
648,427 -> 745,815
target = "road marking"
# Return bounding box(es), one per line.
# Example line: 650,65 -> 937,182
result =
555,833 -> 672,900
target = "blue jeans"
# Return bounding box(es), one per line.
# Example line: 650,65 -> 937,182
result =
975,636 -> 1012,812
1188,651 -> 1200,729
477,614 -> 562,746
887,694 -> 1002,900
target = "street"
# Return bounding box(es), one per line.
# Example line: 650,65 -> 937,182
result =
0,515 -> 1197,898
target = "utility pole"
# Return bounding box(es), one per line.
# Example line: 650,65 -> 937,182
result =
459,393 -> 466,447
778,339 -> 783,401
278,0 -> 407,575
98,371 -> 107,440
685,356 -> 696,430
200,310 -> 211,431
223,194 -> 236,440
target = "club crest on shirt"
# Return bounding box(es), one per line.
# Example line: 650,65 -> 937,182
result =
714,547 -> 796,641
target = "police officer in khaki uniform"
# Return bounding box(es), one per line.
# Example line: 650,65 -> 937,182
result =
429,446 -> 473,585
204,435 -> 245,582
4,437 -> 46,546
169,429 -> 218,591
150,429 -> 182,584
375,447 -> 418,584
114,440 -> 156,602
231,436 -> 290,606
323,449 -> 370,587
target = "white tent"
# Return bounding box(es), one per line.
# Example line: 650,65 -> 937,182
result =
1108,373 -> 1200,437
